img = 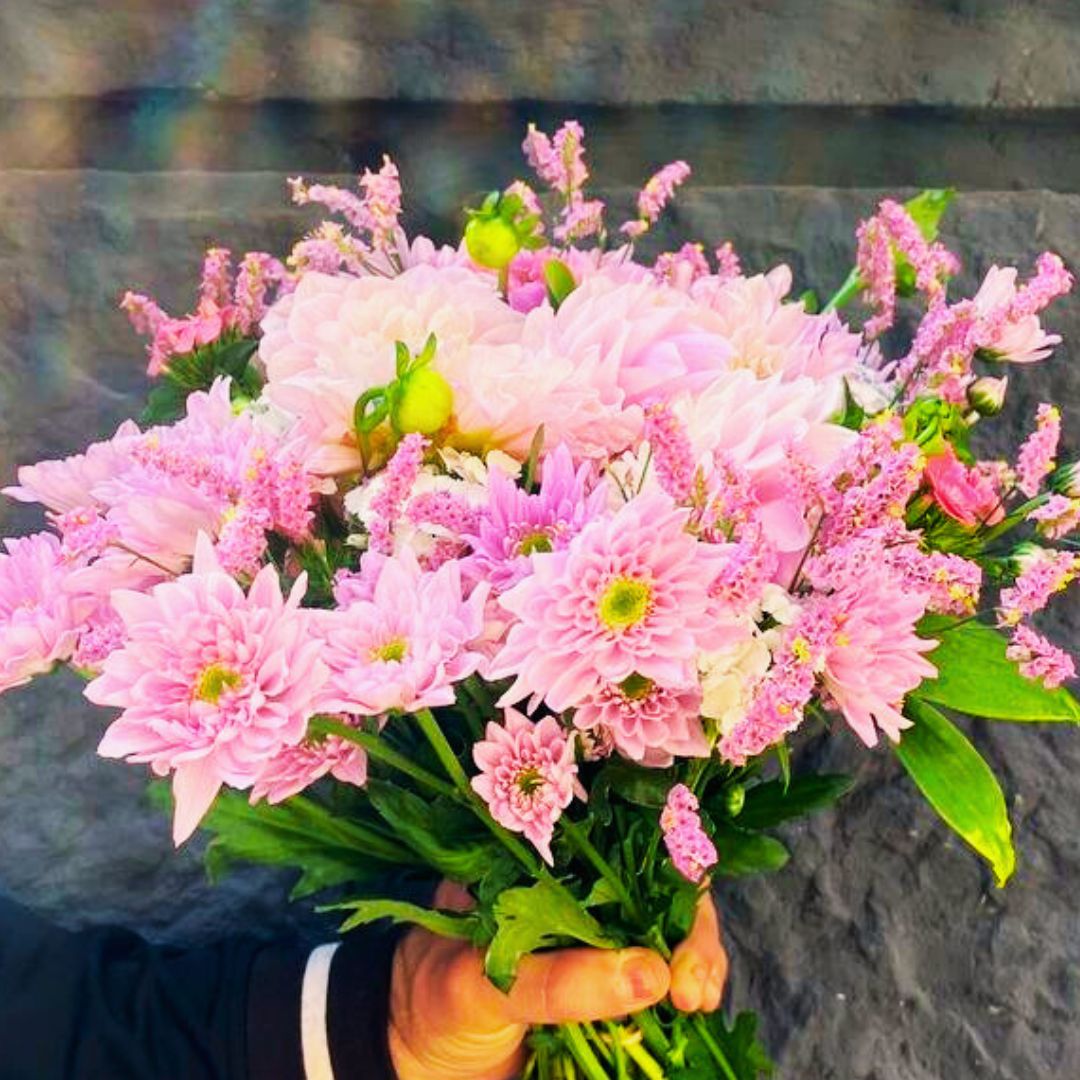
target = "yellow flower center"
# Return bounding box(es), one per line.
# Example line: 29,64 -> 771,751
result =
195,664 -> 243,704
618,672 -> 655,700
598,577 -> 652,631
371,637 -> 408,663
515,767 -> 545,797
517,531 -> 554,556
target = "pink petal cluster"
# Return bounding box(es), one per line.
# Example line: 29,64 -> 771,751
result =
289,155 -> 402,250
1016,404 -> 1061,497
0,533 -> 88,692
316,551 -> 487,716
621,161 -> 691,238
491,492 -> 741,712
973,256 -> 1072,364
660,784 -> 717,884
924,445 -> 1005,527
90,535 -> 327,844
1005,624 -> 1075,689
997,548 -> 1078,627
471,708 -> 578,864
251,723 -> 369,805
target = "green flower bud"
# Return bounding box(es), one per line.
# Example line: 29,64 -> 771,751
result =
724,783 -> 746,818
392,367 -> 454,435
1011,540 -> 1046,574
464,215 -> 521,271
967,375 -> 1008,417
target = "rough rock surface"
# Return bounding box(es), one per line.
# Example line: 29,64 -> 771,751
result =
1,0 -> 1080,107
1,174 -> 1079,1077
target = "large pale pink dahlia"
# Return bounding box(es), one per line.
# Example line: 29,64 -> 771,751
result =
315,550 -> 488,716
491,492 -> 741,711
471,708 -> 578,865
258,265 -> 522,473
0,533 -> 89,692
90,534 -> 327,844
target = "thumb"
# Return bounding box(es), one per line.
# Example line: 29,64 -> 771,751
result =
504,946 -> 670,1026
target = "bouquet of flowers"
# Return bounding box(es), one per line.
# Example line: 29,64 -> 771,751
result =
3,120 -> 1079,1078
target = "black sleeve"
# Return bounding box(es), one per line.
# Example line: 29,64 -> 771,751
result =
0,894 -> 398,1080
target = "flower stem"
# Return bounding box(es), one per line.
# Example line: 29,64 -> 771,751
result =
561,817 -> 644,923
691,1014 -> 739,1080
309,716 -> 457,798
561,1022 -> 611,1080
822,266 -> 864,313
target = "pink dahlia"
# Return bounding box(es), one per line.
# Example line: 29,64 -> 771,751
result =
819,568 -> 938,746
90,534 -> 327,844
464,444 -> 607,591
250,723 -> 369,804
315,550 -> 488,716
491,492 -> 741,712
0,533 -> 88,692
471,708 -> 578,864
572,674 -> 707,766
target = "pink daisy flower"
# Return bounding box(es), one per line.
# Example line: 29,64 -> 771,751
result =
0,533 -> 89,693
572,675 -> 707,766
490,492 -> 741,712
90,534 -> 328,845
251,722 -> 369,805
471,708 -> 578,865
464,444 -> 607,592
315,550 -> 488,716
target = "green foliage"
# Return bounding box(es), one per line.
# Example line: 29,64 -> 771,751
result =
731,774 -> 854,831
674,1010 -> 774,1079
904,188 -> 956,241
365,779 -> 503,884
485,879 -> 619,991
708,821 -> 790,878
147,782 -> 417,900
141,337 -> 260,425
543,258 -> 578,308
328,897 -> 481,939
895,697 -> 1015,886
834,379 -> 867,431
590,760 -> 677,824
917,615 -> 1080,722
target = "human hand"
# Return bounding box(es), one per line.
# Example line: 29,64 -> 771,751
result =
388,883 -> 728,1080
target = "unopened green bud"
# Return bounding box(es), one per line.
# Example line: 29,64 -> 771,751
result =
464,215 -> 521,271
1011,540 -> 1046,574
1050,461 -> 1080,498
724,783 -> 746,818
967,375 -> 1008,417
392,368 -> 454,435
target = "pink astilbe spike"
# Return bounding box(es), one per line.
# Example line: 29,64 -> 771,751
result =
661,784 -> 718,884
1006,624 -> 1075,689
1016,404 -> 1061,497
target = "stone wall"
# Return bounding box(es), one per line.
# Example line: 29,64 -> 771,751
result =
2,4 -> 1080,1077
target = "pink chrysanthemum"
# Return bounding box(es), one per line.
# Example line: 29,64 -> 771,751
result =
491,492 -> 740,712
573,675 -> 707,766
661,784 -> 717,884
471,708 -> 578,865
251,724 -> 369,805
819,568 -> 938,746
464,444 -> 607,592
0,533 -> 88,692
315,551 -> 488,716
90,534 -> 327,844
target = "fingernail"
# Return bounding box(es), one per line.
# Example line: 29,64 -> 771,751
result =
622,955 -> 665,1000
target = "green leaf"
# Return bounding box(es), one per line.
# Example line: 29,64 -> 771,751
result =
895,697 -> 1015,886
709,822 -> 790,878
593,760 -> 677,810
917,615 -> 1080,722
326,897 -> 480,939
365,779 -> 501,883
146,782 -> 417,899
485,879 -> 618,991
543,258 -> 577,309
904,188 -> 955,242
140,381 -> 188,425
684,1011 -> 774,1078
733,774 -> 854,831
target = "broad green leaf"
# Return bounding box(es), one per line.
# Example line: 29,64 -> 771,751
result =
682,1010 -> 774,1079
593,761 -> 677,810
583,877 -> 621,908
146,782 -> 417,899
327,897 -> 480,939
904,188 -> 955,241
732,774 -> 854,831
485,879 -> 618,991
365,779 -> 500,883
543,258 -> 577,308
917,615 -> 1080,722
709,822 -> 790,878
895,698 -> 1015,886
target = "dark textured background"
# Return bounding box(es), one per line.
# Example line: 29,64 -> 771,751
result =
1,4 -> 1079,1078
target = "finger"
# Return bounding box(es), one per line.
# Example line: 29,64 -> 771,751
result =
433,879 -> 475,912
670,892 -> 727,1013
505,946 -> 670,1026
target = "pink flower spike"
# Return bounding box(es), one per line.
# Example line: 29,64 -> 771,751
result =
644,403 -> 697,505
199,247 -> 233,308
1006,624 -> 1075,689
471,708 -> 578,865
620,160 -> 691,237
89,533 -> 328,845
998,548 -> 1078,626
1016,404 -> 1061,497
661,784 -> 717,884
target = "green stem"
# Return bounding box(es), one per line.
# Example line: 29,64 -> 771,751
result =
623,1037 -> 666,1080
463,674 -> 498,715
821,266 -> 864,313
604,1023 -> 629,1079
454,691 -> 485,741
561,1023 -> 611,1080
309,716 -> 457,798
691,1014 -> 739,1080
561,817 -> 643,923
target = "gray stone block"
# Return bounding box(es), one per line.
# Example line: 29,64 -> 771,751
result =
1,172 -> 1079,1076
1,1 -> 1079,107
